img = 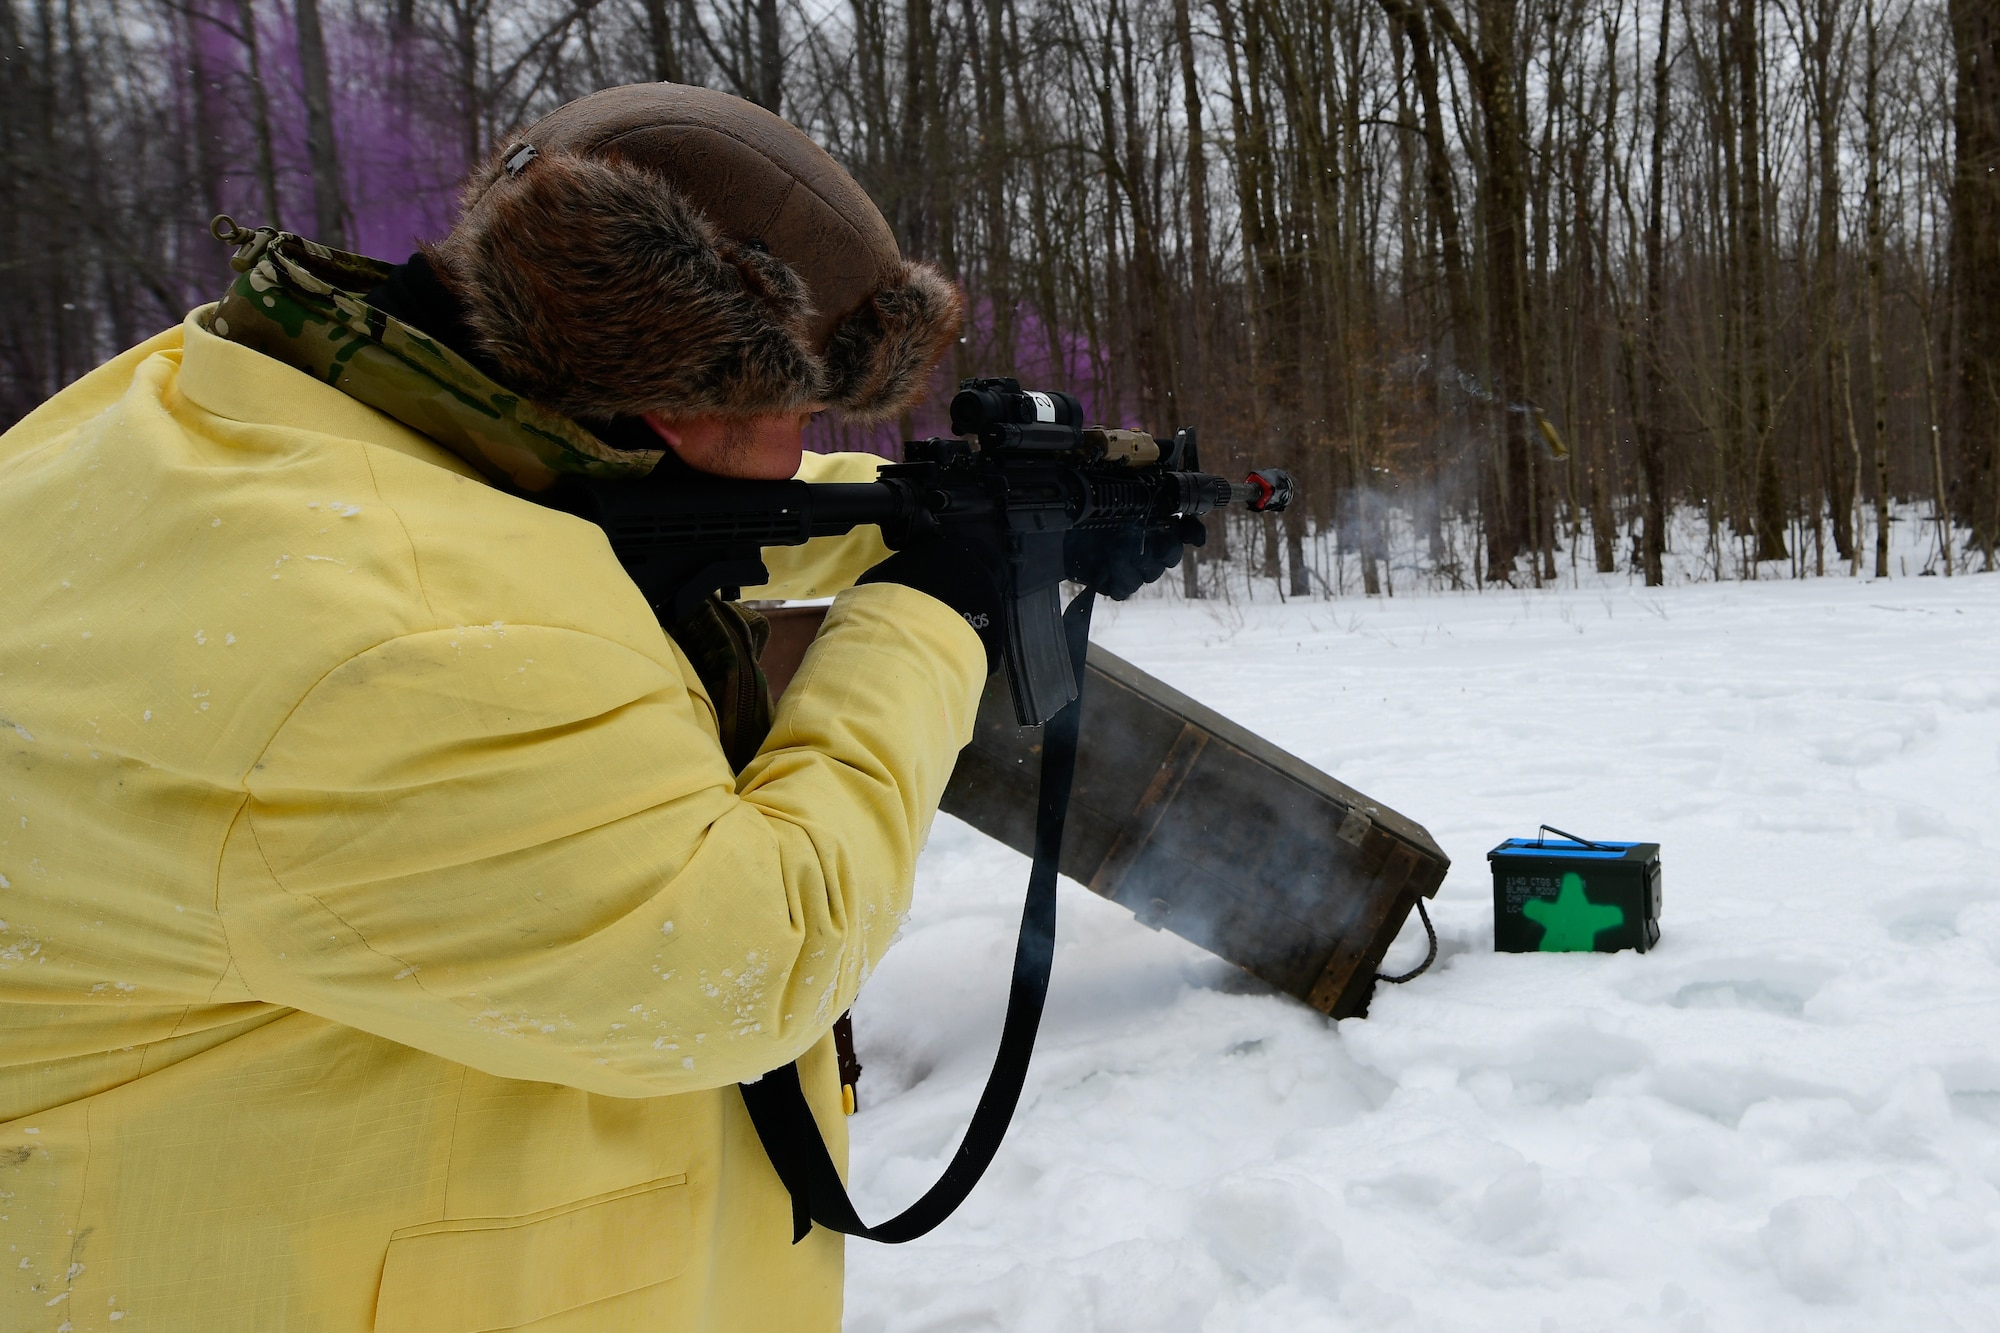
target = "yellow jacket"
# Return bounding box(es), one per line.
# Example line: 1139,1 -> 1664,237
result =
0,312 -> 986,1330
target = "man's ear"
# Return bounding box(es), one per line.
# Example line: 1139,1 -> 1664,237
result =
641,411 -> 689,450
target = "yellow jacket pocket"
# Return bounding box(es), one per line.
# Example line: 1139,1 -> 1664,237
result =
374,1175 -> 691,1332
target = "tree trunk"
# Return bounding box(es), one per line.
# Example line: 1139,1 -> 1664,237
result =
1921,296 -> 1953,574
1384,0 -> 1474,585
644,0 -> 684,83
1480,0 -> 1531,582
1735,0 -> 1785,563
183,0 -> 225,224
969,0 -> 1012,373
897,0 -> 931,252
1216,0 -> 1274,578
1807,0 -> 1853,563
1711,0 -> 1742,572
757,0 -> 782,112
1572,51 -> 1614,576
294,0 -> 348,247
1108,0 -> 1177,434
233,0 -> 283,228
1863,0 -> 1891,577
1950,0 -> 2000,567
1638,0 -> 1671,587
451,0 -> 481,173
1428,0 -> 1532,581
1175,0 -> 1210,597
1381,0 -> 1473,364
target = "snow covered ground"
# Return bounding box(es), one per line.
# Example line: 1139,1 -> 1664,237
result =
841,569 -> 2000,1332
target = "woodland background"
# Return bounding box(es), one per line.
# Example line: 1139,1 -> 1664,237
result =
3,0 -> 1997,592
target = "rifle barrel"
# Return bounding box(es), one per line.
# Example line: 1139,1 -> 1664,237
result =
801,482 -> 914,537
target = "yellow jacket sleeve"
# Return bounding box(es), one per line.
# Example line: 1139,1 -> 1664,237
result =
218,581 -> 985,1098
746,450 -> 894,600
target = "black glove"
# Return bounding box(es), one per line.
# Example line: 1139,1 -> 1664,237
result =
1064,516 -> 1208,600
858,531 -> 1006,674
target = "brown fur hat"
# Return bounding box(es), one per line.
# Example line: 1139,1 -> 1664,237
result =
433,84 -> 963,424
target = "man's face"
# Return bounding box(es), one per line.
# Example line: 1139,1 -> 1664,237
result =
643,409 -> 817,480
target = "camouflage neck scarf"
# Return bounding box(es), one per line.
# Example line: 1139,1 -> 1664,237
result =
206,219 -> 776,769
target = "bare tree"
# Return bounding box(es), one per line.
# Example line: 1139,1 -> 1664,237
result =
1950,0 -> 2000,566
1862,0 -> 1892,575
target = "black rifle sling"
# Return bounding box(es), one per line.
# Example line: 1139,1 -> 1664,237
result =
739,589 -> 1097,1244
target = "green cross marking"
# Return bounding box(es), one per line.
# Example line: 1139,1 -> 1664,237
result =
1522,871 -> 1624,951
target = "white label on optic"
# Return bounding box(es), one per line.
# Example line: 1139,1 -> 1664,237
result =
1028,391 -> 1056,422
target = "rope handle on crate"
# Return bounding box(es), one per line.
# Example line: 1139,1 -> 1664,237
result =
1376,898 -> 1436,985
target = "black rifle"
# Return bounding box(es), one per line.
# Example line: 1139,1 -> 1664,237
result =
553,378 -> 1293,1244
550,376 -> 1292,726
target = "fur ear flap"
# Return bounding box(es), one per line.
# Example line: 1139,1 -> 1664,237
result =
434,149 -> 828,422
822,262 -> 966,422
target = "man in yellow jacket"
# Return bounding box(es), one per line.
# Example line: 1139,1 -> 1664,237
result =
0,85 -> 997,1330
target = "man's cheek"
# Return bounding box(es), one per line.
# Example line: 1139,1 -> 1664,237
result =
757,441 -> 807,480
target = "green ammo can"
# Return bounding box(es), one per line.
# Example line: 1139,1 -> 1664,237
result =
1488,829 -> 1661,953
